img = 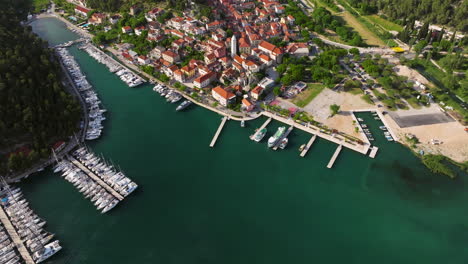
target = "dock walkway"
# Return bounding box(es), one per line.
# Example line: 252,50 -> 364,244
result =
369,146 -> 379,158
68,156 -> 124,201
263,112 -> 370,155
210,116 -> 228,147
273,125 -> 294,150
300,135 -> 317,157
250,117 -> 272,140
0,206 -> 35,264
327,145 -> 343,169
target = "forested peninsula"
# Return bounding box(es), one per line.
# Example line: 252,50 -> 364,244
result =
0,0 -> 81,176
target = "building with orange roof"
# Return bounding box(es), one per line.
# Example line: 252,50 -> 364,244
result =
194,71 -> 216,89
251,86 -> 264,100
162,50 -> 180,64
242,98 -> 254,111
258,40 -> 283,63
212,86 -> 236,106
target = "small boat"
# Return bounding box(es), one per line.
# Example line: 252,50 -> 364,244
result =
252,128 -> 267,142
299,144 -> 306,152
240,120 -> 245,127
357,118 -> 364,122
176,100 -> 192,111
279,138 -> 288,149
374,117 -> 381,120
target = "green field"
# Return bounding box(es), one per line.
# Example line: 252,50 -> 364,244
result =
365,15 -> 403,32
292,83 -> 327,107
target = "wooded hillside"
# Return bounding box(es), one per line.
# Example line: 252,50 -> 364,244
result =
346,0 -> 467,32
0,0 -> 81,174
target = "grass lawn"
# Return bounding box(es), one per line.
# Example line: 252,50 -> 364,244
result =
365,15 -> 403,32
292,83 -> 327,108
337,12 -> 385,46
347,87 -> 363,95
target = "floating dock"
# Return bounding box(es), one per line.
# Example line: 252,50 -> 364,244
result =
0,205 -> 35,264
250,117 -> 272,140
300,135 -> 317,157
327,144 -> 343,169
273,125 -> 294,150
369,146 -> 379,158
210,116 -> 228,147
68,156 -> 124,201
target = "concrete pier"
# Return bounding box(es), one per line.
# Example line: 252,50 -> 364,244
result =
250,117 -> 272,140
263,112 -> 370,155
68,156 -> 124,201
273,125 -> 294,150
0,206 -> 35,264
327,144 -> 343,169
210,116 -> 228,147
369,146 -> 379,158
300,135 -> 317,157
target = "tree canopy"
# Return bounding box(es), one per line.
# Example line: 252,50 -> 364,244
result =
0,0 -> 81,174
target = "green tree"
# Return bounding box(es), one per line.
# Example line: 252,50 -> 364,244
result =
330,104 -> 340,116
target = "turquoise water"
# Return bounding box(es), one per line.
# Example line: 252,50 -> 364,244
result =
24,18 -> 468,264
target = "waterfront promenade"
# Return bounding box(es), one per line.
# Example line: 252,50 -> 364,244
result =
0,206 -> 35,264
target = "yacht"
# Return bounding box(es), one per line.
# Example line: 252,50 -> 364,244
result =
268,127 -> 286,148
176,100 -> 192,111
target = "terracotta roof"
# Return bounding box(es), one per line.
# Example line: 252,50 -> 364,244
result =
242,98 -> 253,107
252,86 -> 264,94
162,50 -> 178,58
213,86 -> 236,99
259,40 -> 282,55
75,5 -> 90,13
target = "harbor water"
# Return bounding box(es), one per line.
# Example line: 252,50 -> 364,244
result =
24,17 -> 468,264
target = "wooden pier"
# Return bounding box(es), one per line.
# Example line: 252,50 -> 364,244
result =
250,117 -> 272,140
210,116 -> 228,148
369,146 -> 379,158
0,206 -> 35,264
327,144 -> 343,169
300,135 -> 317,157
68,156 -> 124,201
273,125 -> 294,150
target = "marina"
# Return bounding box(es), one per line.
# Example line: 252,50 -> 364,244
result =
300,135 -> 317,157
56,47 -> 106,141
79,44 -> 145,88
327,145 -> 343,169
51,146 -> 138,213
210,116 -> 229,148
22,17 -> 468,264
0,184 -> 61,264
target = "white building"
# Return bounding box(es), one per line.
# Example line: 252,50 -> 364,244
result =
231,35 -> 237,58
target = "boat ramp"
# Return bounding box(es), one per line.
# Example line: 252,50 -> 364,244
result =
210,116 -> 228,148
327,144 -> 343,169
300,135 -> 317,157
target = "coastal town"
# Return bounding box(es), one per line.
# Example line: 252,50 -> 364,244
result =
0,0 -> 467,263
37,0 -> 465,166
